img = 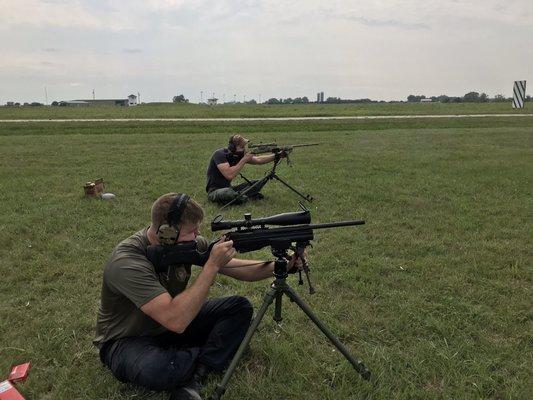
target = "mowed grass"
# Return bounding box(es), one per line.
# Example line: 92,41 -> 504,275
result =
0,117 -> 531,399
0,101 -> 532,120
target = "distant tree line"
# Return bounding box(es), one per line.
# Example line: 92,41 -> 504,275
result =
323,97 -> 376,104
4,102 -> 43,106
407,92 -> 532,103
262,92 -> 532,105
265,97 -> 310,104
172,94 -> 189,103
266,96 -> 388,104
225,100 -> 258,105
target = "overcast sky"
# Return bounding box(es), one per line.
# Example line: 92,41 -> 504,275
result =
1,0 -> 531,103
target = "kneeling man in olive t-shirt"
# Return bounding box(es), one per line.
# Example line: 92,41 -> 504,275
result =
94,193 -> 302,400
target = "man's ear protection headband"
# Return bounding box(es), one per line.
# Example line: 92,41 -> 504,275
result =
157,193 -> 190,245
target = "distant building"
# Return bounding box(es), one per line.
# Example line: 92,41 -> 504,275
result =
61,100 -> 90,107
207,98 -> 218,106
63,95 -> 137,107
420,98 -> 432,103
316,92 -> 325,103
128,94 -> 138,106
6,102 -> 15,106
73,99 -> 128,106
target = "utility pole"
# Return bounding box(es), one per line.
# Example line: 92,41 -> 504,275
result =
44,86 -> 48,105
92,89 -> 95,100
200,91 -> 203,103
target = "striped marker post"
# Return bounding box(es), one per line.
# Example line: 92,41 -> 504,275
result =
512,80 -> 526,108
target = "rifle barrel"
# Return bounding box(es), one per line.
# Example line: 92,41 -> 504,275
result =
289,143 -> 320,148
227,220 -> 365,236
307,220 -> 365,230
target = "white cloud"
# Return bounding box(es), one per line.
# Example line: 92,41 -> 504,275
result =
3,0 -> 531,30
1,0 -> 103,29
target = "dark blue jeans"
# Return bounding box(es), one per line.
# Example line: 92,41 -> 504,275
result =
100,296 -> 253,392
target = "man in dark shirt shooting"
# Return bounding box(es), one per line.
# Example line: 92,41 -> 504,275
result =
206,134 -> 285,204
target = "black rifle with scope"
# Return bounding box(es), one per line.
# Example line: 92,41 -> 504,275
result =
147,210 -> 364,272
248,142 -> 319,155
248,142 -> 319,166
211,210 -> 364,253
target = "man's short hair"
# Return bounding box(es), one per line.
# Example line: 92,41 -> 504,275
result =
151,193 -> 204,229
229,134 -> 249,149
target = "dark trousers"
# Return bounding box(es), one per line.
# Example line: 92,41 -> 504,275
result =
207,179 -> 267,204
100,296 -> 253,392
233,180 -> 266,196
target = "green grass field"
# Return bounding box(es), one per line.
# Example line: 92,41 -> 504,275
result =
0,110 -> 531,399
0,101 -> 531,119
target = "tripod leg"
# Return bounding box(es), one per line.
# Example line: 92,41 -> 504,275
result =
210,286 -> 278,400
274,291 -> 283,323
283,285 -> 371,380
219,176 -> 268,210
272,175 -> 313,202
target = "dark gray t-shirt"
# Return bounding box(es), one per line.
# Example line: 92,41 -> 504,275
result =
206,148 -> 243,192
94,228 -> 209,348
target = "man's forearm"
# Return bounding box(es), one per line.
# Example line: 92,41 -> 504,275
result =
226,159 -> 247,180
221,259 -> 274,281
168,262 -> 218,331
249,261 -> 275,280
254,154 -> 276,165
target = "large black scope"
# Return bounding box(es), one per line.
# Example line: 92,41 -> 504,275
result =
211,210 -> 311,232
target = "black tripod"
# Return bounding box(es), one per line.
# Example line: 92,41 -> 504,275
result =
220,155 -> 313,210
209,248 -> 371,400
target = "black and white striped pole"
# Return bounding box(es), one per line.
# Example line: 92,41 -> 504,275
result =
512,80 -> 526,108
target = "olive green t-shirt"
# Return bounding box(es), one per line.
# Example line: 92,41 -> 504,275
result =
93,228 -> 209,348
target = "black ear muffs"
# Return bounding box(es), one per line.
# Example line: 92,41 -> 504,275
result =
156,194 -> 190,245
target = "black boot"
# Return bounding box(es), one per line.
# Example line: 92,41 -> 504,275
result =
169,364 -> 210,400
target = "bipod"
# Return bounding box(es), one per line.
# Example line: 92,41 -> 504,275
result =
209,248 -> 371,400
220,157 -> 313,210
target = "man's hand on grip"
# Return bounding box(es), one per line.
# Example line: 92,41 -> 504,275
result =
242,153 -> 254,163
207,236 -> 235,270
